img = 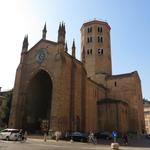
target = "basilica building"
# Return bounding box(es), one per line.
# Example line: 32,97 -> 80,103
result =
9,20 -> 145,134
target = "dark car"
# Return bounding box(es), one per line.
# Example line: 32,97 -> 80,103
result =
67,132 -> 88,142
145,134 -> 150,139
94,131 -> 112,140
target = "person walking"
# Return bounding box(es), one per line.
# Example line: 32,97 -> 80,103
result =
123,133 -> 128,145
24,130 -> 28,141
88,132 -> 97,144
18,129 -> 24,141
55,131 -> 61,141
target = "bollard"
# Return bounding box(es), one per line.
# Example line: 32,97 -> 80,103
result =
44,133 -> 47,142
111,142 -> 119,150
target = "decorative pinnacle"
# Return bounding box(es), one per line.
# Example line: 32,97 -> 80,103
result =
65,42 -> 68,52
72,39 -> 75,48
43,23 -> 47,33
72,39 -> 76,58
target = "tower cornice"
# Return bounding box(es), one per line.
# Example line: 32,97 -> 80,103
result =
80,20 -> 111,31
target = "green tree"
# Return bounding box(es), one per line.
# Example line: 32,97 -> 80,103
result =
0,90 -> 13,127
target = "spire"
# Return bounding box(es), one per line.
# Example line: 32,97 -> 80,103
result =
22,34 -> 28,53
82,46 -> 85,63
72,39 -> 76,58
58,22 -> 66,44
62,22 -> 65,32
42,23 -> 47,40
58,22 -> 62,31
65,42 -> 68,52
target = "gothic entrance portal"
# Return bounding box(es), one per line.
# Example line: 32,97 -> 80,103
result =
24,70 -> 52,133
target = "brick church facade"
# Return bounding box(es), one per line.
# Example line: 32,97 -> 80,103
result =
9,20 -> 145,134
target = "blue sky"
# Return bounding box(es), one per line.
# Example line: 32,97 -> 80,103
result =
0,0 -> 150,100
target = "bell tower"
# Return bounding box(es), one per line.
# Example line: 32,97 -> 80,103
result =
81,20 -> 112,81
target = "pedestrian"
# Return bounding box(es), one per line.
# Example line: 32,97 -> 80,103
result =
19,129 -> 24,141
44,132 -> 47,142
24,130 -> 28,141
88,132 -> 96,144
123,133 -> 128,145
55,131 -> 61,141
65,131 -> 70,140
112,130 -> 117,143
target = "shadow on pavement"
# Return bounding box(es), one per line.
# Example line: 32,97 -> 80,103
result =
97,136 -> 150,148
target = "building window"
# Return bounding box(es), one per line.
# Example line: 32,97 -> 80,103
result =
98,36 -> 103,43
98,27 -> 103,32
90,37 -> 92,42
87,27 -> 92,33
145,120 -> 149,126
98,36 -> 100,42
87,49 -> 92,55
90,49 -> 92,54
101,37 -> 103,43
98,49 -> 103,55
87,37 -> 92,43
114,81 -> 117,87
90,27 -> 92,32
87,49 -> 89,55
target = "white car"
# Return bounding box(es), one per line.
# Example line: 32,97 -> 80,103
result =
0,128 -> 20,141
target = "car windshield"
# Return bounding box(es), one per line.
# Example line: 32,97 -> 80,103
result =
72,132 -> 82,136
1,129 -> 19,133
11,130 -> 19,133
0,130 -> 9,132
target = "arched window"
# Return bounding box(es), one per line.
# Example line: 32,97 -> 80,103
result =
98,49 -> 103,55
87,27 -> 92,33
87,37 -> 90,43
98,36 -> 100,42
90,27 -> 92,32
98,36 -> 103,43
100,37 -> 103,43
98,27 -> 103,32
87,49 -> 89,55
90,49 -> 92,54
90,37 -> 92,42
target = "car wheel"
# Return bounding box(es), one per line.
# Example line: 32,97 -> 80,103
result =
80,138 -> 83,142
6,136 -> 9,141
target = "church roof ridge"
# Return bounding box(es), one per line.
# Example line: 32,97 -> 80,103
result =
27,39 -> 57,53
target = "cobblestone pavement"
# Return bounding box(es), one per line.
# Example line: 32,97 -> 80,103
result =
25,137 -> 150,149
0,136 -> 150,150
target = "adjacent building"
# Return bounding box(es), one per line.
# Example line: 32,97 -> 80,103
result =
0,87 -> 7,125
144,100 -> 150,134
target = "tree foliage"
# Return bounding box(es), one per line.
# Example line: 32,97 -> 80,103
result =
0,90 -> 13,127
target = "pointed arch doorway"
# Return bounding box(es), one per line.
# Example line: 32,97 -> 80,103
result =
23,70 -> 52,133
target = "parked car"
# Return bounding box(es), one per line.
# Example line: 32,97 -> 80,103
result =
66,132 -> 88,142
145,134 -> 150,139
94,131 -> 112,140
0,128 -> 20,141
